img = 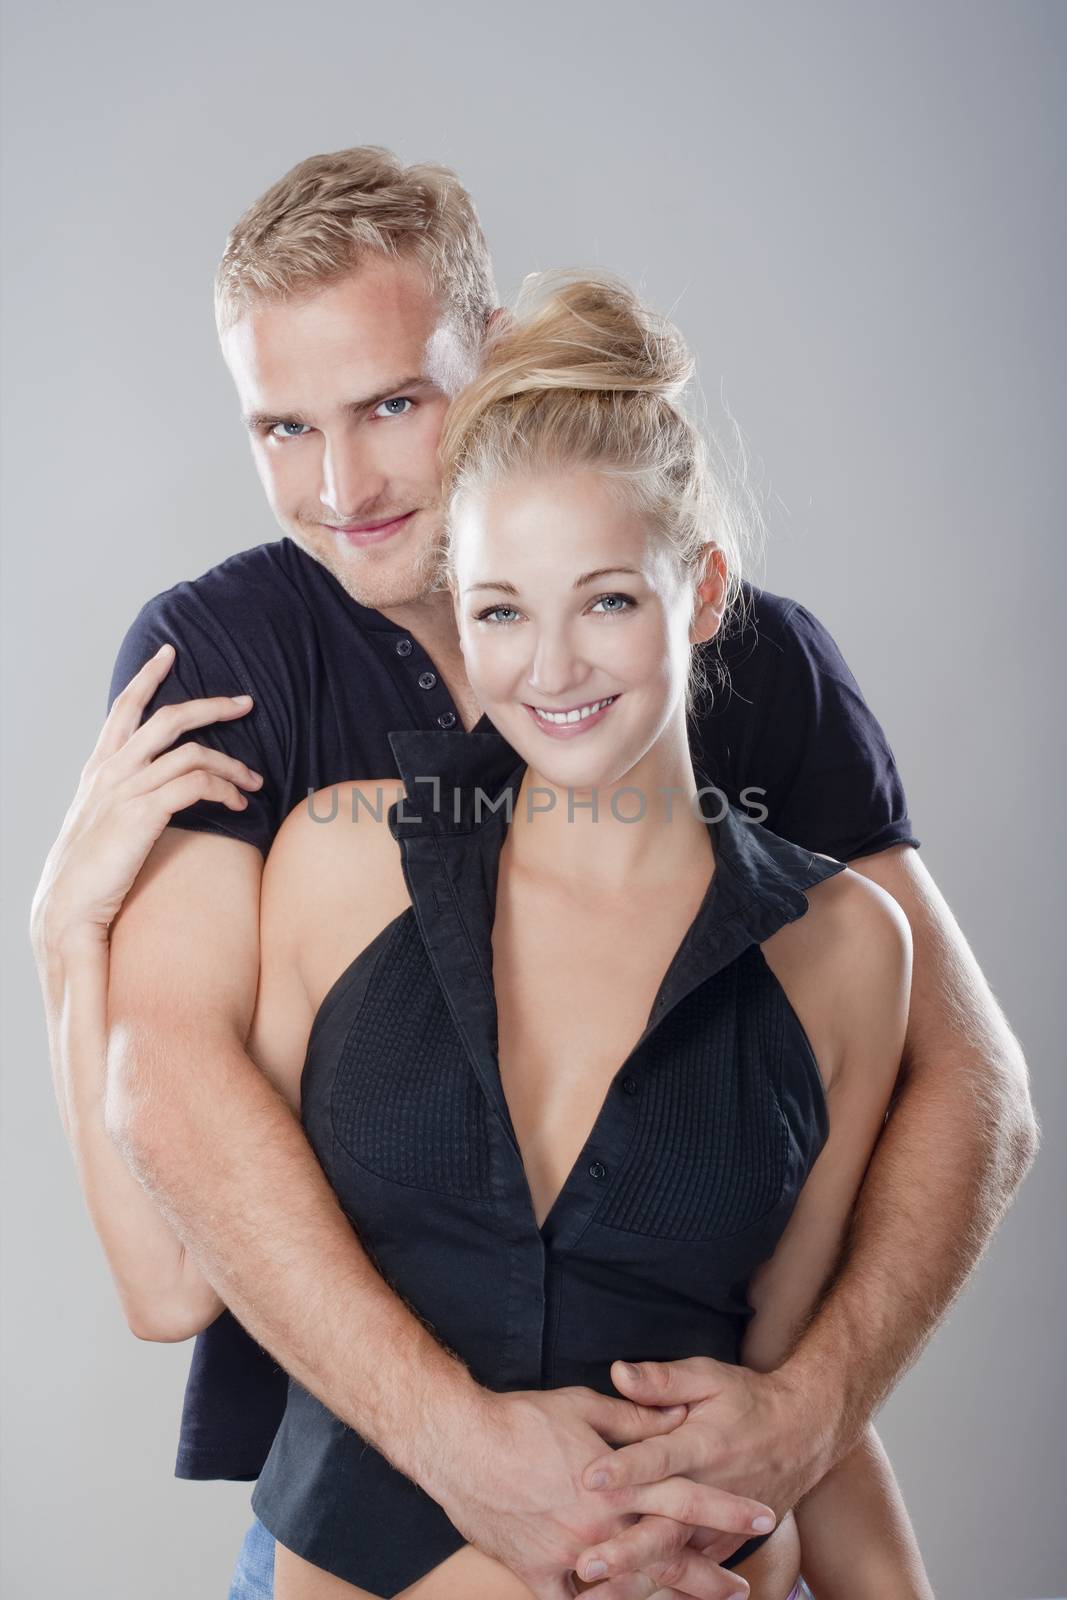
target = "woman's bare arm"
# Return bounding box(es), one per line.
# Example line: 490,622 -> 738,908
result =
741,866 -> 929,1596
29,648 -> 262,1340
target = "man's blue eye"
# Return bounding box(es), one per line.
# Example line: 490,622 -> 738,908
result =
374,397 -> 414,418
269,421 -> 311,439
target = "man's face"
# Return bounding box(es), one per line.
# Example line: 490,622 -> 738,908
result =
221,257 -> 478,612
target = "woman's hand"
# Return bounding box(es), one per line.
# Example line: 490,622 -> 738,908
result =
30,643 -> 263,951
435,1384 -> 775,1599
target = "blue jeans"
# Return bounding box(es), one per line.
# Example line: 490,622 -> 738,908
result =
228,1516 -> 275,1600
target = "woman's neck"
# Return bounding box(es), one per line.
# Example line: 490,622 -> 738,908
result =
506,722 -> 715,897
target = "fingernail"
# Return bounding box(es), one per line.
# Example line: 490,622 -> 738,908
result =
589,1470 -> 610,1489
751,1514 -> 775,1532
583,1560 -> 608,1580
155,643 -> 173,657
231,695 -> 253,705
618,1361 -> 640,1379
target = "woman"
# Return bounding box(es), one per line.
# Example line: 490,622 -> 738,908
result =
234,273 -> 929,1600
34,271 -> 931,1600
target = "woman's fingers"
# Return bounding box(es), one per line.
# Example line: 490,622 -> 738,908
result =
88,643 -> 179,764
572,1515 -> 749,1600
87,644 -> 257,781
153,770 -> 254,817
120,741 -> 262,800
118,691 -> 256,770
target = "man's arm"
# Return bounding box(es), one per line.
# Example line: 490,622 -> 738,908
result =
104,824 -> 487,1491
576,842 -> 1038,1587
776,841 -> 1039,1468
29,648 -> 263,1340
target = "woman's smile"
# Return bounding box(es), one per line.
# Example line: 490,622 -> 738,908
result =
524,693 -> 621,737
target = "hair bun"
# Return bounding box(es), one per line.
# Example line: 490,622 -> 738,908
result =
484,266 -> 694,405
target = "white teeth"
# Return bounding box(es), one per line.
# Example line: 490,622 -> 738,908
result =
532,696 -> 616,726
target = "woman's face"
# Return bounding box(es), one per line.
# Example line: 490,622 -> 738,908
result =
450,466 -> 712,790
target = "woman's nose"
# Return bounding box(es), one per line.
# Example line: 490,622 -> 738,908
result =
527,628 -> 584,698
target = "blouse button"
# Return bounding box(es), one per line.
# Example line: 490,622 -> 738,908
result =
588,1161 -> 607,1181
418,670 -> 438,690
621,1076 -> 639,1095
395,638 -> 413,657
437,711 -> 457,729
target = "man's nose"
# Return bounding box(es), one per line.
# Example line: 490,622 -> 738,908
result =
319,434 -> 387,521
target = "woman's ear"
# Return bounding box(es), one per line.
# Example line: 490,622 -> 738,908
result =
689,544 -> 728,645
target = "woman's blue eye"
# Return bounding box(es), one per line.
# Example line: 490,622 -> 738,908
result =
269,421 -> 312,439
590,593 -> 636,615
474,594 -> 635,625
475,605 -> 521,624
374,397 -> 414,418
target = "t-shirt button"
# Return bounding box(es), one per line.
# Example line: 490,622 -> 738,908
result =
418,670 -> 438,690
395,638 -> 413,657
588,1161 -> 607,1181
621,1076 -> 639,1095
437,711 -> 457,729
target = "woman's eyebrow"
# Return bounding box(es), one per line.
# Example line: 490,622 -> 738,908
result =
465,566 -> 644,597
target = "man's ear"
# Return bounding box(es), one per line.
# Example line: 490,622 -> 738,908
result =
689,544 -> 728,646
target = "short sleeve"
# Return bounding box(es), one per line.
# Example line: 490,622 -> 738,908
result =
736,599 -> 921,861
107,588 -> 288,857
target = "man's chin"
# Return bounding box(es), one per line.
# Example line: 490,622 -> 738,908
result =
288,527 -> 439,611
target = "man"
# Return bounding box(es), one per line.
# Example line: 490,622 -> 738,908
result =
31,146 -> 1038,1599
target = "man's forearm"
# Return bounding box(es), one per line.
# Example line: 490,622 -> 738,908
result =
778,1035 -> 1037,1468
106,1022 -> 491,1495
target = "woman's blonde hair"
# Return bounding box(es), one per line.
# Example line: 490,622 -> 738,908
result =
214,145 -> 497,349
438,269 -> 764,712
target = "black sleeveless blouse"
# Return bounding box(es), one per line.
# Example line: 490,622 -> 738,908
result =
251,722 -> 847,1595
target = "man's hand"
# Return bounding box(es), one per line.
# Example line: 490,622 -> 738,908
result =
572,1359 -> 809,1583
432,1384 -> 776,1599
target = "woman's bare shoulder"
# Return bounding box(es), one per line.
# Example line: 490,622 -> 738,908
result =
761,862 -> 912,1093
262,779 -> 412,998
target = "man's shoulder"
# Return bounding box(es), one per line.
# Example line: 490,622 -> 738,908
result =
719,580 -> 814,663
131,538 -> 327,633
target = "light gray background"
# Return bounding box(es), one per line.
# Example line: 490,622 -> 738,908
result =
2,3 -> 1064,1597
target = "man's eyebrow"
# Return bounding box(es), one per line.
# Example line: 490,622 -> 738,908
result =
242,375 -> 432,432
464,566 -> 645,596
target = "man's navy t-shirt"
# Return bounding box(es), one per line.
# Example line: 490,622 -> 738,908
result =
108,535 -> 920,1482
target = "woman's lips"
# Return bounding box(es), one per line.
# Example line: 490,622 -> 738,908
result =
328,510 -> 416,546
523,695 -> 619,739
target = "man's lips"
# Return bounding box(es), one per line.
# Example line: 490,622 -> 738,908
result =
325,510 -> 417,545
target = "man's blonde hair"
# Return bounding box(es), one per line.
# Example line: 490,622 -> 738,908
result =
214,145 -> 498,345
